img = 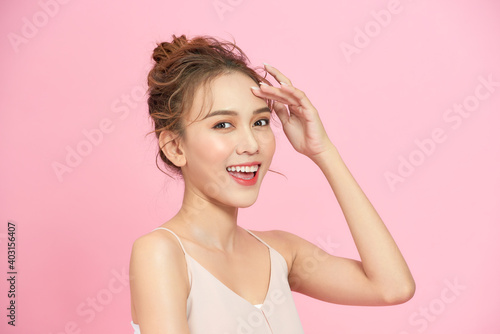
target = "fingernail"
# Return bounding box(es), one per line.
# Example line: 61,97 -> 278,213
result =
263,62 -> 272,67
259,81 -> 269,86
279,81 -> 288,86
251,86 -> 260,90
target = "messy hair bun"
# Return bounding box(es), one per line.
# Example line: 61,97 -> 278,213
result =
147,34 -> 271,177
152,34 -> 189,64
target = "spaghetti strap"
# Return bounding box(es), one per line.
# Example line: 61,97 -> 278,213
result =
152,227 -> 187,255
244,229 -> 272,249
130,226 -> 305,333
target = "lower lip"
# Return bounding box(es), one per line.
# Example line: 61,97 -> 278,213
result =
228,168 -> 260,186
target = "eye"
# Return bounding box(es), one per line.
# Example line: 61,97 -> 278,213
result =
254,118 -> 270,127
213,122 -> 233,129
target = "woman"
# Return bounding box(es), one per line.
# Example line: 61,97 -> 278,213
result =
129,34 -> 415,333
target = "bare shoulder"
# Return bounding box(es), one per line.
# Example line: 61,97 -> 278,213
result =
130,229 -> 190,293
131,228 -> 186,258
247,229 -> 304,274
248,228 -> 299,243
129,229 -> 190,332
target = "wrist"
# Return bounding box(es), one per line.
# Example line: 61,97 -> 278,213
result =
308,142 -> 338,166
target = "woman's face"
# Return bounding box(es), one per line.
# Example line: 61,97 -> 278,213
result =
179,71 -> 276,208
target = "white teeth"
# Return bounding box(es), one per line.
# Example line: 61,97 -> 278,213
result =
226,165 -> 259,172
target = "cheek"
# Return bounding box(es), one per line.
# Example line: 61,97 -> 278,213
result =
258,130 -> 276,156
188,132 -> 233,166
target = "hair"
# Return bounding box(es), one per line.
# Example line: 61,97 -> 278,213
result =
146,34 -> 273,177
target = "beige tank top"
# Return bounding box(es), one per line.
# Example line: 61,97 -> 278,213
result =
131,227 -> 304,333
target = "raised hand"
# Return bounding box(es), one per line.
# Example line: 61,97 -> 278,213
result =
251,64 -> 334,160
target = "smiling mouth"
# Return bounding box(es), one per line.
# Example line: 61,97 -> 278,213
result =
226,165 -> 260,181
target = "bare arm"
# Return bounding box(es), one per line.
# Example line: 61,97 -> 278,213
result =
251,64 -> 415,306
129,232 -> 191,333
289,145 -> 415,305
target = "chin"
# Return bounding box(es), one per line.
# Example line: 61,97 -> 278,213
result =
236,200 -> 258,209
219,192 -> 260,209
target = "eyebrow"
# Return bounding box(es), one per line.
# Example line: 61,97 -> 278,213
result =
203,107 -> 271,120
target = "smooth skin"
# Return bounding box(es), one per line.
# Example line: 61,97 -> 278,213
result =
129,65 -> 415,333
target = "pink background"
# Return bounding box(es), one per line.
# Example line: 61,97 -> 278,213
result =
1,0 -> 499,333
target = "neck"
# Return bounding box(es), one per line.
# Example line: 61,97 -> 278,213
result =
175,188 -> 240,252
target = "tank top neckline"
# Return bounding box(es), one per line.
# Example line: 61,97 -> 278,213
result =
151,226 -> 274,308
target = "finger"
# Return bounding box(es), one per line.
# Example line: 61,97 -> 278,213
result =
250,87 -> 294,122
250,85 -> 292,106
273,101 -> 289,126
253,89 -> 297,106
260,82 -> 317,115
279,83 -> 316,111
254,82 -> 315,119
270,89 -> 315,123
258,83 -> 301,106
263,64 -> 293,86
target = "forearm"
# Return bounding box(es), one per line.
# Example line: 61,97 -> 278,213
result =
310,143 -> 415,299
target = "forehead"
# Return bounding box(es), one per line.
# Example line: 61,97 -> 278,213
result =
186,71 -> 267,122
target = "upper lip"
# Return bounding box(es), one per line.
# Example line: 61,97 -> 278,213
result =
226,162 -> 261,168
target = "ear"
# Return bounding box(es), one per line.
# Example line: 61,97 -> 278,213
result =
159,130 -> 186,167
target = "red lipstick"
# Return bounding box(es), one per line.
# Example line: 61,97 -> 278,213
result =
226,162 -> 260,186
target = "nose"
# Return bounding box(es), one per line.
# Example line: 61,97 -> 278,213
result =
236,128 -> 259,155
